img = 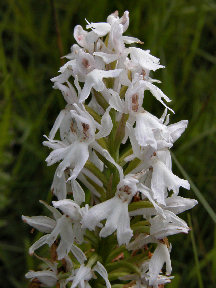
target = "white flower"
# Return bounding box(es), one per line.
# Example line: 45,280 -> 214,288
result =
86,10 -> 130,55
52,199 -> 88,245
135,111 -> 166,150
25,256 -> 70,288
82,175 -> 138,245
128,210 -> 189,251
149,243 -> 172,286
43,104 -> 114,182
129,47 -> 165,72
150,210 -> 190,238
135,109 -> 188,150
67,261 -> 111,288
134,108 -> 180,150
129,193 -> 197,220
125,122 -> 154,166
120,259 -> 173,288
22,201 -> 86,261
69,264 -> 92,288
74,25 -> 98,52
79,68 -> 123,103
45,139 -> 90,182
53,82 -> 79,105
125,246 -> 172,287
151,156 -> 190,205
109,85 -> 174,147
86,20 -> 111,37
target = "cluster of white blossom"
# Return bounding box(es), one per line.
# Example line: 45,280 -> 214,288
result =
23,11 -> 197,288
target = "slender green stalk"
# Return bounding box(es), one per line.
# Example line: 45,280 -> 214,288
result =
188,214 -> 204,288
172,152 -> 216,223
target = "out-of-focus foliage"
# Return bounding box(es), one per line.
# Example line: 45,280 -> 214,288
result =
0,0 -> 215,287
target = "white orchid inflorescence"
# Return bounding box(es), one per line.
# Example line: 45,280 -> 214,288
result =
23,11 -> 197,288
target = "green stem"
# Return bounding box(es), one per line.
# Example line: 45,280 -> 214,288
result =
113,113 -> 129,162
171,152 -> 216,224
188,214 -> 204,288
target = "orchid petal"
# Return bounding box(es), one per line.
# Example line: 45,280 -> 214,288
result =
82,198 -> 114,230
52,199 -> 81,221
123,36 -> 142,44
109,89 -> 124,112
151,159 -> 190,205
150,210 -> 189,238
117,202 -> 133,245
39,200 -> 62,220
86,21 -> 111,36
22,215 -> 55,233
92,141 -> 124,180
51,170 -> 67,200
130,47 -> 165,71
79,69 -> 123,103
93,261 -> 111,288
165,195 -> 198,214
71,244 -> 87,264
71,265 -> 92,288
96,107 -> 113,139
74,25 -> 88,47
25,270 -> 58,287
168,120 -> 188,143
29,235 -> 50,255
71,179 -> 85,205
149,243 -> 172,286
93,52 -> 118,64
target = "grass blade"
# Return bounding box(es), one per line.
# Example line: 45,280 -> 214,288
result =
188,214 -> 204,288
171,152 -> 216,224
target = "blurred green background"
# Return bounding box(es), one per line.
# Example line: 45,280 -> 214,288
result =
0,0 -> 216,287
